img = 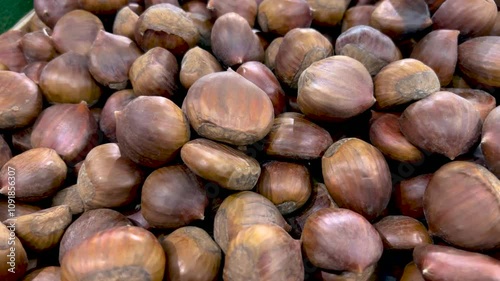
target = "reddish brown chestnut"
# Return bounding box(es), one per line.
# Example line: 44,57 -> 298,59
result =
257,0 -> 313,36
20,30 -> 57,63
264,37 -> 283,71
0,30 -> 28,72
34,0 -> 80,28
374,216 -> 432,250
394,174 -> 432,220
207,0 -> 257,27
443,88 -> 496,122
482,106 -> 500,178
458,36 -> 500,87
341,5 -> 376,33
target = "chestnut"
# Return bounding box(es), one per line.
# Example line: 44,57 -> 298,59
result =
224,224 -> 304,281
211,13 -> 264,67
20,30 -> 57,63
0,148 -> 66,203
264,37 -> 283,71
0,200 -> 41,222
99,89 -> 136,142
79,0 -> 128,14
181,138 -> 261,191
322,138 -> 392,221
0,30 -> 28,72
59,208 -> 132,263
373,58 -> 440,109
22,61 -> 47,85
297,56 -> 375,122
374,216 -> 432,250
214,191 -> 290,253
51,185 -> 84,215
443,88 -> 496,122
399,91 -> 482,160
307,0 -> 350,27
88,31 -> 142,90
135,3 -> 199,56
458,36 -> 500,87
128,47 -> 179,98
257,0 -> 313,36
141,165 -> 208,229
0,223 -> 28,281
335,25 -> 403,76
145,0 -> 180,8
424,161 -> 500,250
115,96 -> 190,168
51,9 -> 104,55
256,161 -> 312,215
275,28 -> 333,89
0,71 -> 43,130
34,0 -> 80,28
207,0 -> 257,27
31,102 -> 100,166
180,47 -> 222,90
61,226 -> 166,281
21,266 -> 61,281
39,52 -> 103,105
183,70 -> 274,146
159,226 -> 222,281
264,112 -> 334,160
301,208 -> 383,273
394,174 -> 432,220
113,6 -> 139,41
188,11 -> 214,50
341,5 -> 376,33
76,143 -> 145,210
11,126 -> 33,152
482,106 -> 500,178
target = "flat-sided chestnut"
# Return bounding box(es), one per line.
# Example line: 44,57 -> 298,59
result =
394,174 -> 432,219
113,6 -> 139,41
51,185 -> 84,215
180,47 -> 222,90
341,5 -> 376,32
0,30 -> 28,72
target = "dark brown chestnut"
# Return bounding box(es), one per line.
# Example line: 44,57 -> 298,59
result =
99,89 -> 136,142
399,91 -> 482,160
61,226 -> 166,281
301,208 -> 383,273
39,52 -> 103,105
20,30 -> 57,63
34,0 -> 80,28
374,216 -> 432,250
336,25 -> 403,76
183,70 -> 274,146
181,138 -> 261,191
135,3 -> 199,56
207,0 -> 257,26
424,161 -> 500,250
129,47 -> 179,98
264,112 -> 334,160
458,36 -> 500,87
394,174 -> 432,220
482,106 -> 500,178
256,161 -> 311,215
443,88 -> 496,122
31,102 -> 99,166
76,143 -> 144,210
59,208 -> 132,263
115,96 -> 190,168
0,148 -> 66,202
413,244 -> 500,280
275,28 -> 333,89
298,56 -> 375,122
322,138 -> 392,220
341,5 -> 376,33
236,61 -> 286,115
51,9 -> 104,55
180,47 -> 222,90
211,13 -> 264,67
141,165 -> 208,228
214,191 -> 291,253
257,0 -> 313,36
11,126 -> 33,152
88,31 -> 142,90
0,71 -> 43,130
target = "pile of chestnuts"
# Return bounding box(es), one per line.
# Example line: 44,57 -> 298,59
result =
0,0 -> 500,280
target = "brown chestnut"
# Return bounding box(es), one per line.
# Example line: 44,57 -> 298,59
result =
21,266 -> 61,281
115,96 -> 190,168
34,0 -> 80,28
443,88 -> 496,122
458,36 -> 500,87
322,138 -> 392,220
394,174 -> 432,220
424,161 -> 500,250
301,208 -> 383,273
264,37 -> 283,71
113,6 -> 139,41
257,0 -> 313,36
399,91 -> 482,160
400,262 -> 425,281
0,223 -> 28,281
99,89 -> 136,142
207,0 -> 257,27
51,185 -> 84,215
341,5 -> 376,33
0,30 -> 28,72
20,30 -> 57,63
11,127 -> 33,152
374,216 -> 432,250
22,61 -> 47,84
79,0 -> 128,14
307,0 -> 350,27
482,106 -> 500,178
180,47 -> 222,90
141,165 -> 208,228
0,200 -> 41,222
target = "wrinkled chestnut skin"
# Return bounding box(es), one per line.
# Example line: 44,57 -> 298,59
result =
424,161 -> 500,250
322,138 -> 392,221
301,208 -> 383,273
374,216 -> 432,250
482,106 -> 500,178
413,244 -> 500,280
257,0 -> 313,36
399,91 -> 482,160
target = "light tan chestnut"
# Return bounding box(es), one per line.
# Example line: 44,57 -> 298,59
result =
183,71 -> 274,146
10,205 -> 72,252
115,96 -> 190,168
256,161 -> 311,215
214,191 -> 291,253
257,0 -> 313,36
113,6 -> 139,41
61,226 -> 166,281
424,161 -> 500,250
181,138 -> 260,191
297,56 -> 375,122
76,143 -> 145,210
399,91 -> 482,160
410,30 -> 459,87
335,25 -> 403,76
482,106 -> 500,178
159,226 -> 222,281
180,47 -> 223,89
0,148 -> 66,202
211,13 -> 264,67
224,224 -> 304,281
374,58 -> 440,109
275,28 -> 333,89
0,223 -> 28,281
322,138 -> 392,220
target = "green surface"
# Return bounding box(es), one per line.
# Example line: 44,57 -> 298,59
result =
0,0 -> 34,33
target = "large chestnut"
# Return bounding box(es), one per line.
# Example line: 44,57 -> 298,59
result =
482,106 -> 500,178
20,30 -> 57,63
341,5 -> 376,32
34,0 -> 79,28
257,0 -> 312,36
374,216 -> 432,250
207,0 -> 257,27
444,88 -> 496,122
180,47 -> 222,90
458,36 -> 500,87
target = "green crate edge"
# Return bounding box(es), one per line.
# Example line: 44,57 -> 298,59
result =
0,0 -> 34,33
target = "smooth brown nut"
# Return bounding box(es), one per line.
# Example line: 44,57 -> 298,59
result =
341,5 -> 376,33
394,174 -> 432,219
257,0 -> 313,36
180,47 -> 222,90
482,106 -> 500,178
458,36 -> 500,87
374,216 -> 432,250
